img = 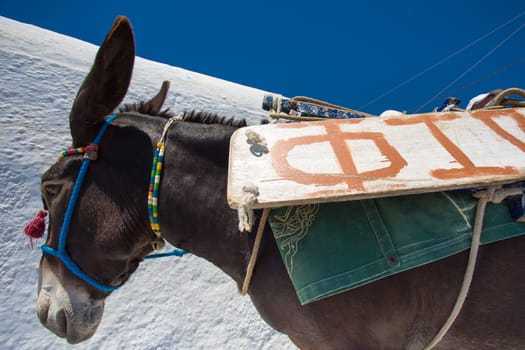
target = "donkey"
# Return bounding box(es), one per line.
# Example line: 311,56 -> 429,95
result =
36,17 -> 525,349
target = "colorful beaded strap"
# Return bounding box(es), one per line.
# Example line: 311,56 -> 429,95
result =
60,144 -> 98,158
148,117 -> 180,245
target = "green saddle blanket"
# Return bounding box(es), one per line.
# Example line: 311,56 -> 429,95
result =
268,191 -> 525,305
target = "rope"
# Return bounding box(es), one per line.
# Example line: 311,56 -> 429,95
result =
241,207 -> 271,295
488,87 -> 525,108
144,247 -> 188,259
246,130 -> 268,147
246,130 -> 269,156
238,184 -> 259,232
424,185 -> 521,349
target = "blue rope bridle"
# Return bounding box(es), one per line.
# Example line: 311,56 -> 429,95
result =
42,114 -> 119,292
41,114 -> 186,293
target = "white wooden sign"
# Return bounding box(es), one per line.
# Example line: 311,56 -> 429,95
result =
228,108 -> 525,209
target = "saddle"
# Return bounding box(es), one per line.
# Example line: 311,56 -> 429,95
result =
268,190 -> 525,304
229,91 -> 525,304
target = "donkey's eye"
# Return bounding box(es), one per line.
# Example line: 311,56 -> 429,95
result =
42,184 -> 63,210
43,184 -> 62,200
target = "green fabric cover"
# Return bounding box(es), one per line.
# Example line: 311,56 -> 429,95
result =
268,191 -> 525,305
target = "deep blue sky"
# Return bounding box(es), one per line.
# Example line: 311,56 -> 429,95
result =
2,1 -> 524,114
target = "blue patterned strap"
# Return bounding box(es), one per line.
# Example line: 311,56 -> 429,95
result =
262,95 -> 375,119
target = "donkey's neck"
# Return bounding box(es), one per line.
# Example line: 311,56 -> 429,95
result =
155,120 -> 249,284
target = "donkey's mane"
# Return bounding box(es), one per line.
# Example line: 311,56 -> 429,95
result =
119,102 -> 173,118
182,111 -> 247,128
119,102 -> 247,128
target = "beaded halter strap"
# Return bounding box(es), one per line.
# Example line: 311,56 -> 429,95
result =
146,116 -> 188,258
148,117 -> 177,242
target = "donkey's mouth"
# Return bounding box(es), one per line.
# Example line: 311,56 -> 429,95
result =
37,298 -> 67,339
37,265 -> 106,344
37,291 -> 105,344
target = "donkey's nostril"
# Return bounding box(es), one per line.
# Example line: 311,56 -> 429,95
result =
37,291 -> 52,325
48,309 -> 67,338
37,301 -> 50,326
56,310 -> 67,338
37,292 -> 68,338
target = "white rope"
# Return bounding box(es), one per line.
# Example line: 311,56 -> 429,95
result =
159,115 -> 181,143
424,185 -> 521,349
237,131 -> 268,232
246,130 -> 267,148
472,186 -> 524,204
268,95 -> 283,124
237,183 -> 259,232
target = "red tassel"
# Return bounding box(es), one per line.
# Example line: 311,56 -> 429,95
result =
24,210 -> 47,248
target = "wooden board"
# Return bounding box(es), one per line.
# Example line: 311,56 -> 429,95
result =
228,108 -> 525,209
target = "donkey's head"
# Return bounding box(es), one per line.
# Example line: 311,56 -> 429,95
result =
37,17 -> 166,343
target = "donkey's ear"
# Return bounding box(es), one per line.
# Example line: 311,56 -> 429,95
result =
141,81 -> 170,115
70,16 -> 135,146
